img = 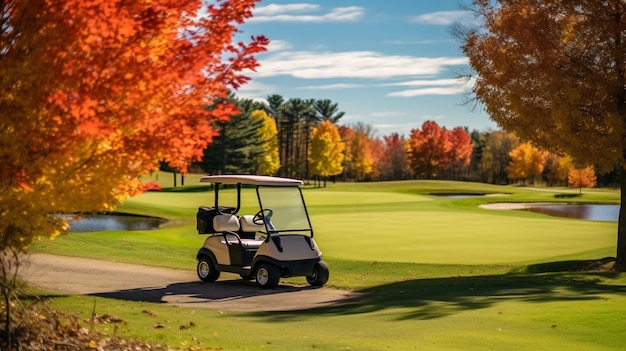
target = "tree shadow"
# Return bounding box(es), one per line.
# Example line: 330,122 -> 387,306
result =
250,259 -> 626,321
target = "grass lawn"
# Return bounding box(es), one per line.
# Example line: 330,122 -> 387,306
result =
29,177 -> 625,350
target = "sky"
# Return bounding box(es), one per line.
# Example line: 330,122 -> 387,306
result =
233,0 -> 498,138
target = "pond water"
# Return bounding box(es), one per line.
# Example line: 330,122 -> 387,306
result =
522,204 -> 619,222
63,213 -> 167,233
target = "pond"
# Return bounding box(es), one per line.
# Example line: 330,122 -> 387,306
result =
63,213 -> 167,233
522,204 -> 619,222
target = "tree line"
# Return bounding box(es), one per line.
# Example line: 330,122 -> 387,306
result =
176,93 -> 616,188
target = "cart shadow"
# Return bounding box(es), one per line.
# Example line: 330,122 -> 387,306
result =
89,279 -> 322,304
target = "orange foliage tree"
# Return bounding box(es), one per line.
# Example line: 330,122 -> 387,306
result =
0,0 -> 266,249
462,0 -> 626,269
407,120 -> 451,179
377,133 -> 410,180
446,127 -> 473,179
569,167 -> 597,194
341,123 -> 375,181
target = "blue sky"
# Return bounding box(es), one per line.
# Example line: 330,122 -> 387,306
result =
234,0 -> 497,137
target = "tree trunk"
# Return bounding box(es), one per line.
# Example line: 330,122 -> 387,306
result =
617,169 -> 626,271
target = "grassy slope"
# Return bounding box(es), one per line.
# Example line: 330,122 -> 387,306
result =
30,178 -> 626,350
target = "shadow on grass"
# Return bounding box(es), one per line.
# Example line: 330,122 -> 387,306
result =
251,259 -> 626,321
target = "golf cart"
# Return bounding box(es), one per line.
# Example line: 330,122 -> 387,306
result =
195,175 -> 329,289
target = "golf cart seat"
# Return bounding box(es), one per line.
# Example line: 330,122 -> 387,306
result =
240,215 -> 264,232
213,214 -> 240,232
213,214 -> 264,250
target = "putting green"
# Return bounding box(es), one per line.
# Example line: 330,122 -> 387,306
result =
312,210 -> 616,265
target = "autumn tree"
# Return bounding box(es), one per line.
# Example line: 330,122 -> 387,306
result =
544,153 -> 572,186
308,120 -> 344,187
378,133 -> 410,180
506,143 -> 545,185
342,123 -> 375,181
462,0 -> 626,269
0,0 -> 266,342
446,127 -> 473,179
407,120 -> 451,179
251,110 -> 280,176
569,167 -> 597,194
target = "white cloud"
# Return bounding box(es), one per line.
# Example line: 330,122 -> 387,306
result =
266,39 -> 292,52
252,51 -> 468,79
253,4 -> 319,16
298,83 -> 367,90
387,77 -> 475,97
249,4 -> 364,23
235,80 -> 277,100
388,86 -> 467,97
387,78 -> 468,87
410,10 -> 472,26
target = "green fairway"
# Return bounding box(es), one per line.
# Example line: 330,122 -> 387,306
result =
30,178 -> 625,350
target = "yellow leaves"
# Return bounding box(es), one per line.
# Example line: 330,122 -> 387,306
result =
309,120 -> 344,177
251,110 -> 280,175
506,143 -> 545,181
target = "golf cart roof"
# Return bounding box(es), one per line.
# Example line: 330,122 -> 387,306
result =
200,175 -> 304,186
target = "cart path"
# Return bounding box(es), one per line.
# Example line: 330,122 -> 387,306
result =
22,253 -> 361,312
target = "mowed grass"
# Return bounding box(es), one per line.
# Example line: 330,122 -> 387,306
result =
29,178 -> 626,350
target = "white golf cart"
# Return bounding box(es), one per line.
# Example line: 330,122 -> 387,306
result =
195,175 -> 329,289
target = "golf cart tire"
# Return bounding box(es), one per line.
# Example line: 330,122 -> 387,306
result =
197,256 -> 220,282
306,260 -> 329,286
255,263 -> 280,289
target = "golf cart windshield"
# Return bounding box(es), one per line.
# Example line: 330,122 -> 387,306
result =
257,186 -> 312,236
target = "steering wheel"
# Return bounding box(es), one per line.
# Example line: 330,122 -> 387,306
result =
252,208 -> 273,225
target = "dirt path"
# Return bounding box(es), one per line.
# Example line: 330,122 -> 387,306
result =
22,253 -> 360,312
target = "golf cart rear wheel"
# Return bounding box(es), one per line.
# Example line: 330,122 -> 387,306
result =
197,256 -> 220,282
255,263 -> 280,289
306,260 -> 329,286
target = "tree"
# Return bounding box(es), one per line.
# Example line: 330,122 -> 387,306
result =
479,130 -> 520,184
378,133 -> 410,180
308,120 -> 344,187
544,153 -> 572,186
462,0 -> 626,269
569,167 -> 597,194
0,0 -> 266,342
278,98 -> 316,179
251,110 -> 280,175
407,120 -> 451,179
446,127 -> 473,179
342,122 -> 375,181
506,143 -> 545,185
200,98 -> 264,175
314,99 -> 345,123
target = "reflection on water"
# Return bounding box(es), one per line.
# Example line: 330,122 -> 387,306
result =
63,213 -> 167,232
523,204 -> 619,222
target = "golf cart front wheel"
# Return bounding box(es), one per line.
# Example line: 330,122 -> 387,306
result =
306,260 -> 329,286
255,263 -> 280,289
197,256 -> 220,282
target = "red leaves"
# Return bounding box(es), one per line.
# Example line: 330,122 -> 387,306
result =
0,0 -> 267,246
408,121 -> 473,179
